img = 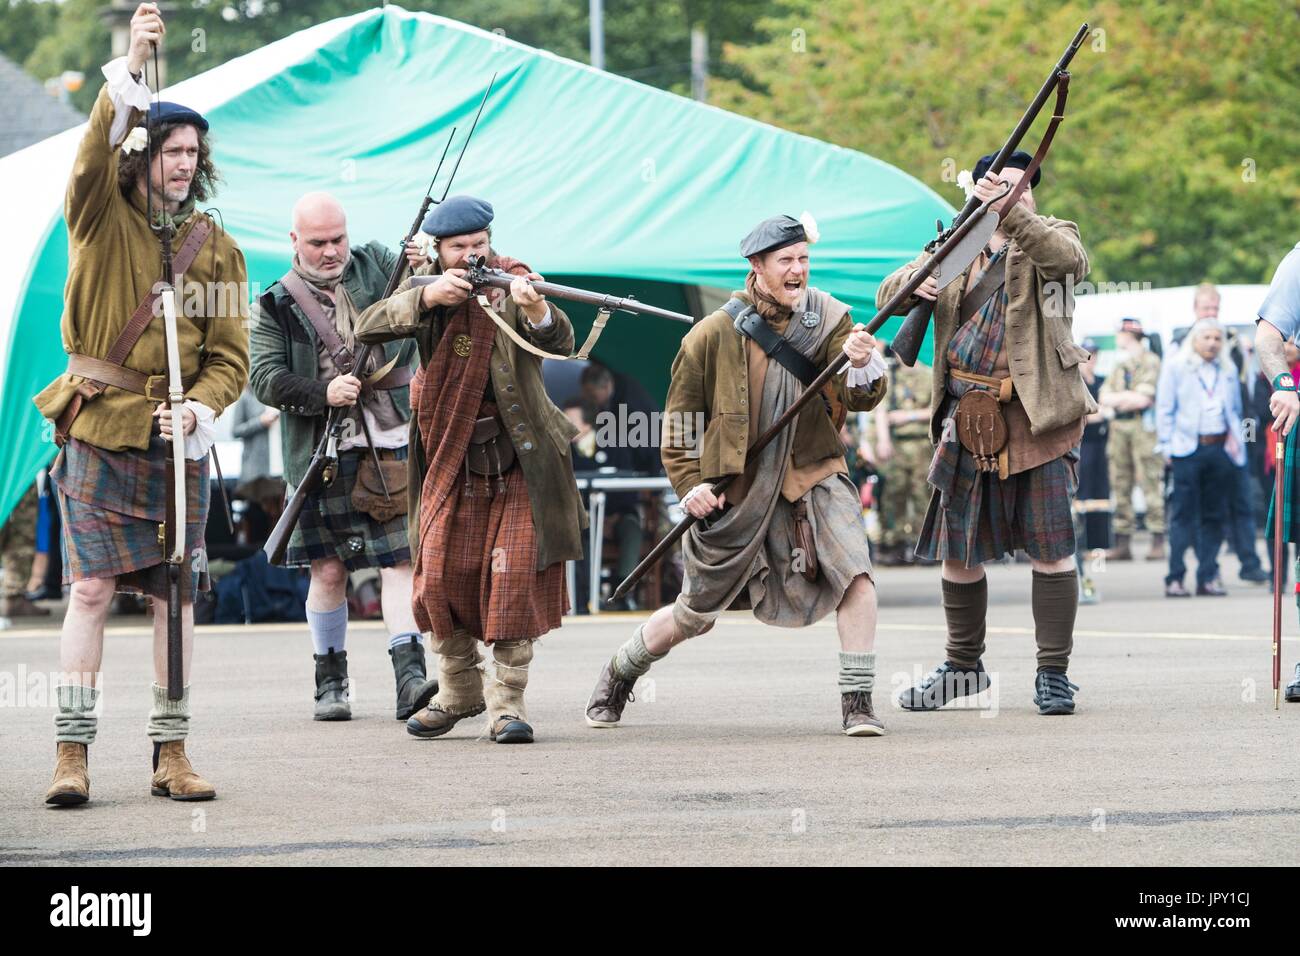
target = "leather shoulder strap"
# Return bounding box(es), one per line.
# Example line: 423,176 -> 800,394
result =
280,270 -> 355,371
958,254 -> 1009,326
733,308 -> 818,386
720,297 -> 749,321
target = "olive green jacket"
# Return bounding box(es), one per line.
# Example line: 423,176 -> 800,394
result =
34,85 -> 249,448
248,241 -> 414,486
354,269 -> 588,571
875,203 -> 1096,444
660,292 -> 887,500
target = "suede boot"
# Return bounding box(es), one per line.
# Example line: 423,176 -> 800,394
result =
44,743 -> 89,806
151,740 -> 216,800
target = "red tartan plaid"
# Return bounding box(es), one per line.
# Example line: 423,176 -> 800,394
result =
414,466 -> 566,643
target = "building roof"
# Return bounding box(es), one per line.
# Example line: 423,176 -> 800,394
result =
0,52 -> 84,158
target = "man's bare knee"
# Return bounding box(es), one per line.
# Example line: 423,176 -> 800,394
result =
312,559 -> 349,592
69,578 -> 115,613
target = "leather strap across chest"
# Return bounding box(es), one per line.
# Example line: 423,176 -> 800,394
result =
722,297 -> 819,386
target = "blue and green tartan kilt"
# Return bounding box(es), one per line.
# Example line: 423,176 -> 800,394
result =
916,446 -> 1079,568
51,437 -> 210,601
285,446 -> 411,571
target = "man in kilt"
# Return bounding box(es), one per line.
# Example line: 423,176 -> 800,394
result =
355,195 -> 586,744
877,151 -> 1094,716
1255,240 -> 1300,702
33,4 -> 247,805
584,214 -> 892,737
251,192 -> 437,722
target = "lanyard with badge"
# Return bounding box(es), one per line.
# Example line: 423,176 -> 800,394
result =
1198,364 -> 1223,420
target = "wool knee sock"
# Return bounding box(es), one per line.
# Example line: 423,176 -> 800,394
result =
611,624 -> 666,681
54,684 -> 99,745
308,600 -> 348,656
838,651 -> 876,694
147,682 -> 190,742
388,631 -> 423,650
942,576 -> 988,670
1032,569 -> 1078,672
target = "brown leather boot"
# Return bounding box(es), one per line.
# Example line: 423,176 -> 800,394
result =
1146,532 -> 1165,561
407,700 -> 487,738
1105,533 -> 1132,561
44,742 -> 89,806
406,629 -> 485,739
151,740 -> 216,801
842,691 -> 885,737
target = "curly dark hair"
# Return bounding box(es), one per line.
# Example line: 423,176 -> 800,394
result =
116,120 -> 221,205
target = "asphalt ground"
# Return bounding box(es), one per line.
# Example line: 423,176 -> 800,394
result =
1,533 -> 1297,866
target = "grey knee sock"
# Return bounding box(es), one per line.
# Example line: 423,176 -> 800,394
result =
611,624 -> 666,681
838,651 -> 876,694
54,684 -> 99,745
147,682 -> 191,742
308,600 -> 348,656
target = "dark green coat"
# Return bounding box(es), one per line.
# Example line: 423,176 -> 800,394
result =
249,241 -> 415,486
354,268 -> 587,571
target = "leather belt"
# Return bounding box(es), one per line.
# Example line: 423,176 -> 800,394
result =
1199,432 -> 1227,445
67,353 -> 198,402
949,368 -> 1014,403
1113,410 -> 1139,421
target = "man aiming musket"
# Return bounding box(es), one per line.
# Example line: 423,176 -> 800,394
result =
1253,243 -> 1300,704
35,3 -> 248,806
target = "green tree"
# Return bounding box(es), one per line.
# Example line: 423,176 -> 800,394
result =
714,0 -> 1300,286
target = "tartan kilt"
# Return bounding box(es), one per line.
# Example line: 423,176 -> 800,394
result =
284,447 -> 411,571
414,464 -> 566,644
51,437 -> 210,601
916,444 -> 1079,568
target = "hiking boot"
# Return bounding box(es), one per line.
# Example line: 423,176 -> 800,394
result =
313,649 -> 351,721
897,660 -> 990,711
389,637 -> 439,721
1145,532 -> 1165,561
841,691 -> 885,736
150,740 -> 216,800
44,742 -> 89,807
490,715 -> 535,744
406,700 -> 486,738
1104,534 -> 1132,561
0,594 -> 50,617
585,659 -> 637,728
1033,669 -> 1079,715
1286,664 -> 1300,703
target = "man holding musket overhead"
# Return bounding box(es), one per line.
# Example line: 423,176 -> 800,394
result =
879,151 -> 1093,717
1253,240 -> 1300,702
355,195 -> 586,744
34,3 -> 248,805
250,192 -> 438,724
584,214 -> 891,737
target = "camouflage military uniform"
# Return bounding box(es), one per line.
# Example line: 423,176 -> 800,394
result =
878,363 -> 933,556
0,483 -> 39,600
1100,349 -> 1165,537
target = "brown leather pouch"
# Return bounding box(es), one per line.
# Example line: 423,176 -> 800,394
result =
954,390 -> 1008,476
791,498 -> 820,583
352,456 -> 409,524
466,414 -> 517,477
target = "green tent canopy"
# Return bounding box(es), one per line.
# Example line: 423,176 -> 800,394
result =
0,5 -> 952,524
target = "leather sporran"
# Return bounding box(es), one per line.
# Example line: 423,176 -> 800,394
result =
954,390 -> 1008,474
466,414 -> 516,477
791,498 -> 820,583
352,456 -> 409,523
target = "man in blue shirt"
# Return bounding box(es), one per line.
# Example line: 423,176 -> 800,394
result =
1255,242 -> 1300,701
1156,320 -> 1245,597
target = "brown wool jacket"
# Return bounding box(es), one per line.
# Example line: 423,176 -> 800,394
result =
875,203 -> 1096,444
661,293 -> 887,500
354,269 -> 587,571
33,85 -> 249,450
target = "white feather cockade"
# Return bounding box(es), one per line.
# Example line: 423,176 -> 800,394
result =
956,169 -> 976,200
120,126 -> 149,155
412,232 -> 438,258
799,211 -> 820,245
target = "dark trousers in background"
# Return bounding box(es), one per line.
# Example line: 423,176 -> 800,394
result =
1166,443 -> 1235,587
1226,461 -> 1263,575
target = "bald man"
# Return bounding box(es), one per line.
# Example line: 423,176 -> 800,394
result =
250,193 -> 437,723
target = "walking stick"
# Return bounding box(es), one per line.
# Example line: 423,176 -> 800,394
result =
1273,433 -> 1285,710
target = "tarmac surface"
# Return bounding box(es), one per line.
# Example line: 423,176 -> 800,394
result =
2,533 -> 1297,866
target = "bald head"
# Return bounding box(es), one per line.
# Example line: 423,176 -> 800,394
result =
290,192 -> 350,280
